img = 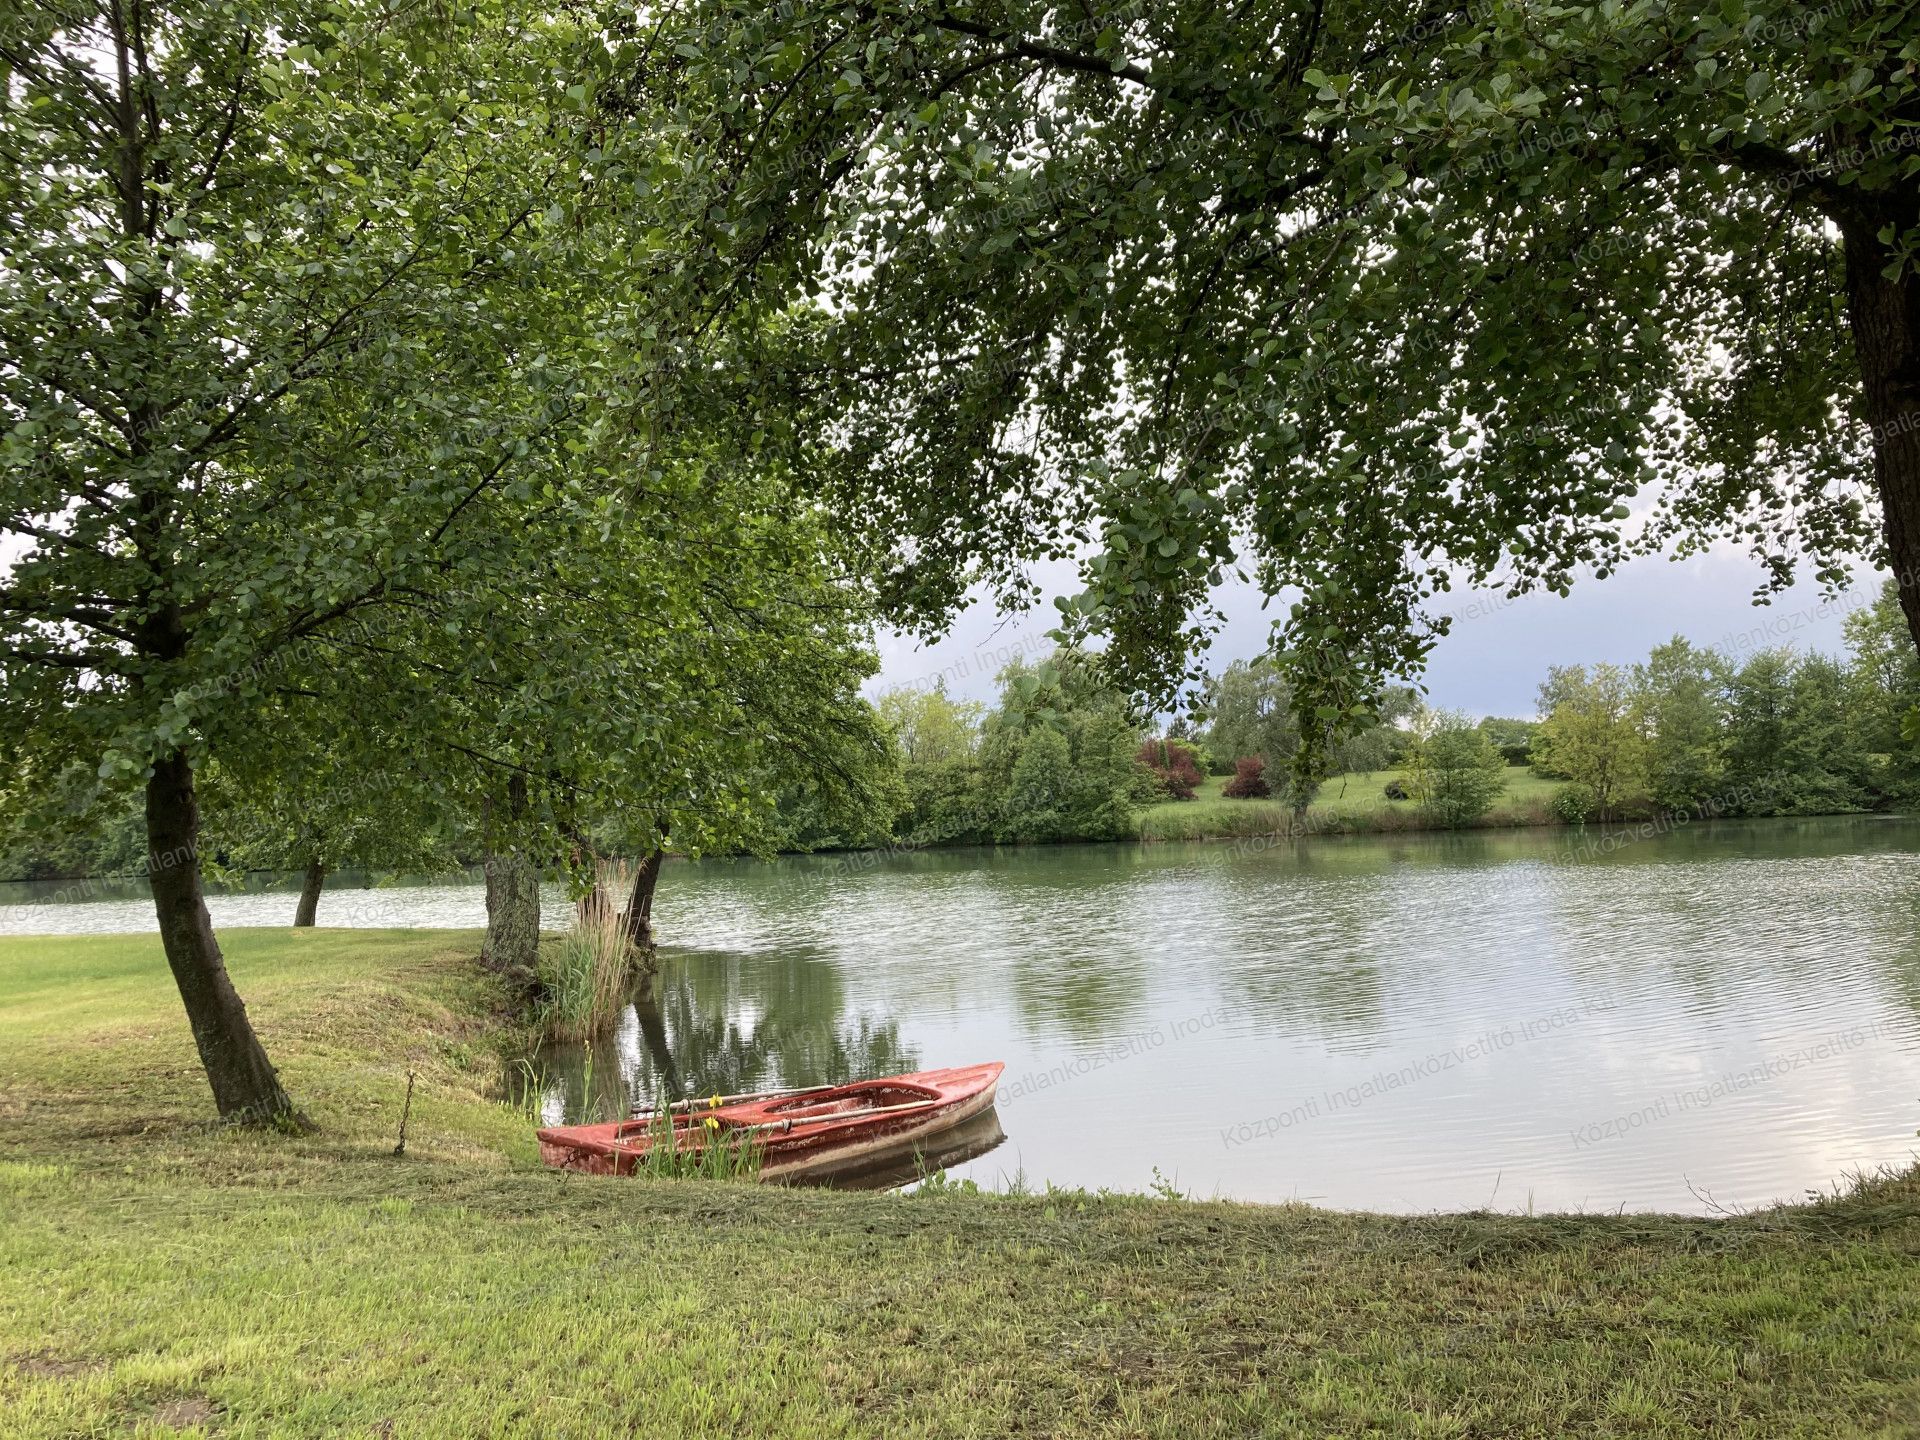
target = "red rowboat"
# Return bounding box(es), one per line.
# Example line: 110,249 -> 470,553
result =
535,1062 -> 1005,1185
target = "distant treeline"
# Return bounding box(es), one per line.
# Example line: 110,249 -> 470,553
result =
873,580 -> 1920,844
9,584 -> 1917,880
1513,582 -> 1919,823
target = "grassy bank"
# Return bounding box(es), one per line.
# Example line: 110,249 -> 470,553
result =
3,932 -> 1918,1437
1139,766 -> 1566,842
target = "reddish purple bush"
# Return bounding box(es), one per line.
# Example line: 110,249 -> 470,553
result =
1222,756 -> 1271,799
1136,739 -> 1204,800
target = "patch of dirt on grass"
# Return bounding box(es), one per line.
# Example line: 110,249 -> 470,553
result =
10,1351 -> 105,1378
152,1395 -> 218,1429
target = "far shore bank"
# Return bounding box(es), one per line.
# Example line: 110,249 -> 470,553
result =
7,800 -> 1916,895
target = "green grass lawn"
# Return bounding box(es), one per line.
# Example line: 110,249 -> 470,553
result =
1139,766 -> 1564,841
3,930 -> 1919,1437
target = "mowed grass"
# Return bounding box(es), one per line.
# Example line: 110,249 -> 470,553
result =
3,931 -> 1920,1438
1139,766 -> 1562,842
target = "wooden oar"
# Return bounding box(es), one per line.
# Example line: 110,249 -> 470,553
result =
723,1099 -> 937,1138
626,1099 -> 939,1151
628,1082 -> 838,1118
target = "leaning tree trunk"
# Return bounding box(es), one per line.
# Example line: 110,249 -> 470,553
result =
145,750 -> 299,1126
622,848 -> 665,950
293,857 -> 326,928
1844,211 -> 1920,657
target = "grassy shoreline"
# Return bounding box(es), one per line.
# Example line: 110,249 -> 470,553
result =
3,930 -> 1917,1437
1135,767 -> 1563,843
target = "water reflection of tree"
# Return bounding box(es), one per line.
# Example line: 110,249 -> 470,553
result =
1199,836 -> 1464,1051
1566,826 -> 1920,1030
530,1028 -> 632,1125
531,946 -> 918,1123
954,847 -> 1154,1043
1885,932 -> 1920,1040
639,955 -> 918,1100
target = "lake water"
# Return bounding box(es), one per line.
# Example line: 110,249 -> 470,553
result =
6,816 -> 1920,1213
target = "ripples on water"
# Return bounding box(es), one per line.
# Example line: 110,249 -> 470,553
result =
8,817 -> 1920,1213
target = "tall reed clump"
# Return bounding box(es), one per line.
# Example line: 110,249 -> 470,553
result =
536,861 -> 635,1043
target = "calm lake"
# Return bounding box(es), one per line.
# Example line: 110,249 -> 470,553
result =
7,815 -> 1920,1213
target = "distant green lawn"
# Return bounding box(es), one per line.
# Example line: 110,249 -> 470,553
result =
3,931 -> 1918,1437
1139,764 -> 1563,841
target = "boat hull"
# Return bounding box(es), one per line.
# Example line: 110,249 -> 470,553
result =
813,1109 -> 1008,1191
536,1062 -> 1004,1185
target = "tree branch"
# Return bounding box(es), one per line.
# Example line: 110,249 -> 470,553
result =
922,11 -> 1159,89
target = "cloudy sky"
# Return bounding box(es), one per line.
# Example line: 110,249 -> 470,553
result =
870,546 -> 1875,721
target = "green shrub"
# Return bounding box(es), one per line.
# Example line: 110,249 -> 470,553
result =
1550,783 -> 1597,825
1406,712 -> 1508,828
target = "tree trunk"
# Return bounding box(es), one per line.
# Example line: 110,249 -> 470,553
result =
293,857 -> 326,928
622,848 -> 665,950
482,849 -> 541,976
1843,213 -> 1920,656
145,750 -> 299,1127
481,773 -> 541,978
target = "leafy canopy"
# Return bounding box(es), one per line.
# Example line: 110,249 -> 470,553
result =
0,0 -> 890,875
647,0 -> 1916,754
